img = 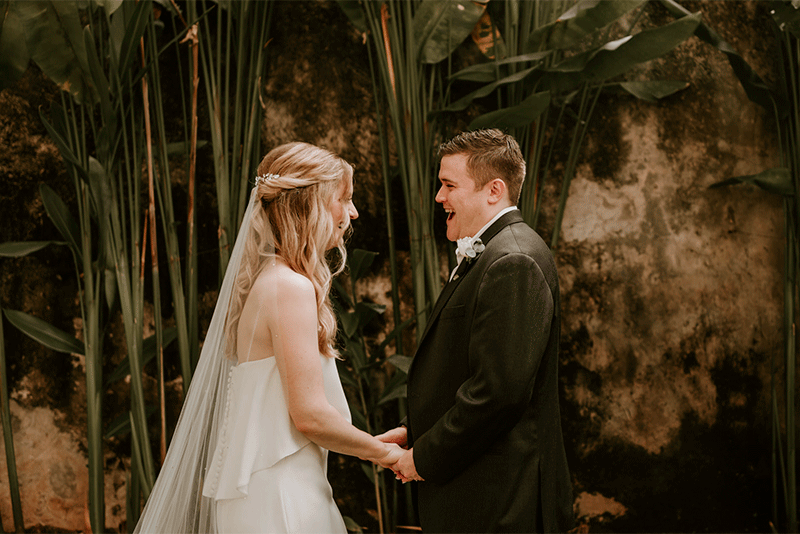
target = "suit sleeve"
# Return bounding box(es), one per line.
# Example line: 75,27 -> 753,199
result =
412,252 -> 554,484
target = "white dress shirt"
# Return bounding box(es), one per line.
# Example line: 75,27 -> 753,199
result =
450,206 -> 518,281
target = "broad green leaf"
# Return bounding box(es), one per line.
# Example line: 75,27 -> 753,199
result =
166,140 -> 209,155
116,0 -> 151,76
3,309 -> 84,355
104,267 -> 116,313
342,516 -> 363,533
339,309 -> 359,338
40,183 -> 82,260
355,301 -> 386,332
710,168 -> 794,196
526,0 -> 646,53
105,328 -> 178,386
349,403 -> 368,432
332,278 -> 354,310
88,157 -> 112,223
772,2 -> 800,40
0,241 -> 63,257
17,0 -> 93,104
387,354 -> 413,374
524,0 -> 647,52
449,51 -> 551,83
658,0 -> 774,111
83,26 -> 112,123
344,338 -> 367,370
336,359 -> 359,389
443,64 -> 538,112
39,105 -> 85,171
469,90 -> 550,130
585,13 -> 701,80
359,461 -> 373,481
414,0 -> 487,64
335,0 -> 367,34
542,12 -> 702,93
378,384 -> 407,406
104,406 -> 156,439
0,1 -> 30,91
96,0 -> 125,16
349,249 -> 378,284
618,80 -> 689,102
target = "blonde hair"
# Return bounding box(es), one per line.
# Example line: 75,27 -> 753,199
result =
225,142 -> 353,359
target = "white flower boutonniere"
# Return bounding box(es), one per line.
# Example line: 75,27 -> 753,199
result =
456,237 -> 485,264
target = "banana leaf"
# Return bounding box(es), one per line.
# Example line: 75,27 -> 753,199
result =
540,12 -> 702,93
0,241 -> 63,257
3,309 -> 84,355
104,328 -> 178,387
470,90 -> 550,130
0,0 -> 30,91
618,80 -> 689,102
414,0 -> 487,64
525,0 -> 646,53
710,168 -> 794,196
659,0 -> 775,111
16,0 -> 94,104
40,183 -> 82,262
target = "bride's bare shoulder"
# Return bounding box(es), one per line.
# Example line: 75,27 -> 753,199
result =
252,261 -> 314,300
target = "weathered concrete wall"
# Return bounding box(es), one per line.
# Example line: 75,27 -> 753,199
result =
0,1 -> 788,532
556,2 -> 783,530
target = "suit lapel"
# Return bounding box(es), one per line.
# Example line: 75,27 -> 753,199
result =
414,210 -> 524,349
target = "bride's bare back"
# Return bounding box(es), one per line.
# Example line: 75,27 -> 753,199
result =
236,259 -> 299,364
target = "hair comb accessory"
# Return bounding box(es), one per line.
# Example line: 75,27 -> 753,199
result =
255,172 -> 280,186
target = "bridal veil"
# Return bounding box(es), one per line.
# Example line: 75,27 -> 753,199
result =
134,187 -> 262,533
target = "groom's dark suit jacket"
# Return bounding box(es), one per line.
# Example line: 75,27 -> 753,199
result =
406,210 -> 573,533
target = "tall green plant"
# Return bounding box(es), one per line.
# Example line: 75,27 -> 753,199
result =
339,0 -> 487,336
441,0 -> 701,247
333,249 -> 413,534
708,2 -> 799,530
1,0 -> 198,528
0,305 -> 23,533
185,0 -> 274,280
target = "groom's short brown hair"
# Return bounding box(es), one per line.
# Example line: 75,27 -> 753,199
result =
438,129 -> 526,204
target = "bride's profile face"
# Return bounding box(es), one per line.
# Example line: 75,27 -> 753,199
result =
328,174 -> 358,249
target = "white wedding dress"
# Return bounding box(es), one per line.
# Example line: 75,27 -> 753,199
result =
202,355 -> 349,533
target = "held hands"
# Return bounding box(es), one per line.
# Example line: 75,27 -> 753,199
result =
374,426 -> 423,483
373,442 -> 405,469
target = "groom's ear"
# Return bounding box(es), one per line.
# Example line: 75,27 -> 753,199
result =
486,178 -> 508,205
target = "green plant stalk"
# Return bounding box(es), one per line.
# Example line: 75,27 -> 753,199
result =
141,13 -> 194,391
366,34 -> 412,526
772,27 -> 799,532
63,93 -> 106,533
363,0 -> 442,335
0,308 -> 24,533
350,281 -> 387,534
189,0 -> 272,278
550,82 -> 603,248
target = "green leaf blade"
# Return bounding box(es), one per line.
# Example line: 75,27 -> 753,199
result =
3,309 -> 84,355
0,241 -> 64,257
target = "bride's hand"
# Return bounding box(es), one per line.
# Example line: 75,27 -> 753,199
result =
373,442 -> 405,469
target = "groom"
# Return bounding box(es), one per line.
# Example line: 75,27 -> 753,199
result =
380,129 -> 573,532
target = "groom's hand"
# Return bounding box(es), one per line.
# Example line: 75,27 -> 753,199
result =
392,448 -> 423,483
375,426 -> 408,449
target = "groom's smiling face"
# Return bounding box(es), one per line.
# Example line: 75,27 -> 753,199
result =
436,154 -> 493,242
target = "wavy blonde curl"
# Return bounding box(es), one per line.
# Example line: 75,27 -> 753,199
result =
225,142 -> 353,360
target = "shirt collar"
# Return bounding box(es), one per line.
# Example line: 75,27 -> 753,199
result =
453,206 -> 518,269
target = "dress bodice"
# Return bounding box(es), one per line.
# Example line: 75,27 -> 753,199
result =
202,355 -> 350,501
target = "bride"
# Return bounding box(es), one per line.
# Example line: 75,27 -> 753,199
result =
134,142 -> 404,533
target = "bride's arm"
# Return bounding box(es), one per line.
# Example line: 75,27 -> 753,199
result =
268,270 -> 401,468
